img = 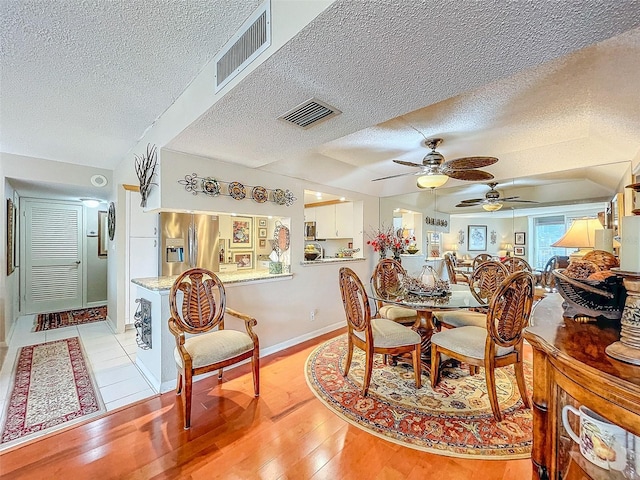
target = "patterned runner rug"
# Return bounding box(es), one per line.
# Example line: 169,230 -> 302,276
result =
34,305 -> 107,331
0,337 -> 105,450
305,334 -> 532,459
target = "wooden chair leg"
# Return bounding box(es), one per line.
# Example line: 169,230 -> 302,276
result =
252,349 -> 260,397
430,346 -> 441,388
176,371 -> 183,395
514,359 -> 531,408
343,336 -> 354,377
183,370 -> 193,429
412,344 -> 422,389
362,347 -> 374,397
484,359 -> 502,422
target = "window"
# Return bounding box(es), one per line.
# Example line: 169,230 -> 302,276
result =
532,215 -> 566,269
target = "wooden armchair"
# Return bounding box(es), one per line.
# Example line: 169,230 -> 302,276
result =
339,267 -> 422,396
370,259 -> 417,325
539,255 -> 569,291
444,253 -> 469,284
472,253 -> 493,271
435,260 -> 509,329
431,271 -> 535,421
168,268 -> 259,429
502,256 -> 532,273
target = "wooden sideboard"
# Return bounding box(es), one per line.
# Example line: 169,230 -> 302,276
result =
524,294 -> 640,480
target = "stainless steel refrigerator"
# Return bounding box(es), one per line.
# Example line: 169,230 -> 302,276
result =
159,212 -> 220,276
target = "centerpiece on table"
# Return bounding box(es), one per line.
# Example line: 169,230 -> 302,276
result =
402,265 -> 450,297
367,226 -> 415,261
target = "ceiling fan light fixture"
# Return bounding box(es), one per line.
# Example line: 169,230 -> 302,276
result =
482,202 -> 503,212
417,174 -> 449,189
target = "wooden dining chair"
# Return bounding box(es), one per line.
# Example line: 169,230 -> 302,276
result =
168,268 -> 260,429
502,256 -> 532,273
472,253 -> 493,271
339,267 -> 422,396
430,271 -> 535,421
444,253 -> 469,284
435,261 -> 509,329
370,259 -> 417,325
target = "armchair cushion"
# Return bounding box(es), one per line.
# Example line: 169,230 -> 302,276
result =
354,318 -> 421,348
379,305 -> 417,322
174,329 -> 254,369
434,310 -> 486,328
431,326 -> 514,360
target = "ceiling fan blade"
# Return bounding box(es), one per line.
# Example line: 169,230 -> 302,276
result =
459,198 -> 485,204
446,169 -> 495,181
371,171 -> 418,181
455,203 -> 480,207
443,156 -> 498,170
504,199 -> 540,204
500,196 -> 521,201
392,159 -> 423,168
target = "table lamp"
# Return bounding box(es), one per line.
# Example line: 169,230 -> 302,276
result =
551,217 -> 603,261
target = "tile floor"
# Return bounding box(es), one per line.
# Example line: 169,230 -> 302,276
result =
0,314 -> 156,423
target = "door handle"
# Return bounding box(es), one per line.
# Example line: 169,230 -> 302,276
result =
75,260 -> 81,264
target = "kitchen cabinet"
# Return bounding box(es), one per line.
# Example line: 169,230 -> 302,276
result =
125,190 -> 159,325
304,208 -> 316,223
219,214 -> 232,239
314,203 -> 353,239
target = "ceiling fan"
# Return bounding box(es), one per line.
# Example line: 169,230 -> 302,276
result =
372,138 -> 498,189
455,182 -> 539,211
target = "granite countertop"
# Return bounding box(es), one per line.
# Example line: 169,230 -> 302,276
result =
132,270 -> 293,291
300,257 -> 366,265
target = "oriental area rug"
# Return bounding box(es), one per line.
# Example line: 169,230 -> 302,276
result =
305,334 -> 532,459
0,337 -> 105,450
33,305 -> 107,332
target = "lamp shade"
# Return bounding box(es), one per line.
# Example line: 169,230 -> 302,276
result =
551,217 -> 603,249
417,174 -> 449,189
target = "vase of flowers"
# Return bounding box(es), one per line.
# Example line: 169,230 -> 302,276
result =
367,225 -> 394,260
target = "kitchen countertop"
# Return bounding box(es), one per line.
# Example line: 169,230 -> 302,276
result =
132,270 -> 293,291
300,257 -> 366,266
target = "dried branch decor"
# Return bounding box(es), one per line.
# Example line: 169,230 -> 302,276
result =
135,144 -> 158,207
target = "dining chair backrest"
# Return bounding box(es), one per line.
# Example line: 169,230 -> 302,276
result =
339,267 -> 372,336
540,255 -> 569,289
444,253 -> 458,284
502,256 -> 532,274
169,268 -> 226,334
469,260 -> 509,305
371,259 -> 406,308
472,253 -> 493,271
486,271 -> 535,348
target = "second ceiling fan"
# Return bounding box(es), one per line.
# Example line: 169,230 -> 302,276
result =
456,182 -> 539,211
372,138 -> 498,189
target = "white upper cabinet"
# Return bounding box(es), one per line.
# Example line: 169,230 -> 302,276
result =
313,202 -> 353,239
304,208 -> 316,223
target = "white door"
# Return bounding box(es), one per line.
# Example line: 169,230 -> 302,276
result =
24,200 -> 83,313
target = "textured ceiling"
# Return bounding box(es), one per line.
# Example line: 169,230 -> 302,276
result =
2,0 -> 640,208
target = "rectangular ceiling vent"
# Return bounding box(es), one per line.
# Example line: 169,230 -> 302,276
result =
278,98 -> 342,129
214,0 -> 271,93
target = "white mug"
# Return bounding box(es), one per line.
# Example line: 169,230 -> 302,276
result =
562,405 -> 627,470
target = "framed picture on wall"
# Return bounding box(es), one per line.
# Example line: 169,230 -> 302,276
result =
98,210 -> 108,257
515,232 -> 526,245
230,216 -> 253,249
259,239 -> 266,248
233,251 -> 253,269
514,246 -> 525,256
467,225 -> 487,251
258,228 -> 267,238
258,218 -> 267,227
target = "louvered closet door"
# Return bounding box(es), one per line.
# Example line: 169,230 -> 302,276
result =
25,200 -> 83,313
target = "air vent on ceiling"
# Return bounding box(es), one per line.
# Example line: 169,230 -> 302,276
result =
278,98 -> 342,129
214,0 -> 271,93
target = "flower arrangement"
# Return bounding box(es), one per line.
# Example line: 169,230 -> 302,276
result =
367,226 -> 415,258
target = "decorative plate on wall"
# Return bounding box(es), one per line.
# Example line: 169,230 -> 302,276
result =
202,177 -> 220,196
107,202 -> 116,241
252,186 -> 268,203
273,189 -> 286,205
228,181 -> 246,200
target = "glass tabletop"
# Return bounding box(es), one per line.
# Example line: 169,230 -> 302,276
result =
369,284 -> 486,311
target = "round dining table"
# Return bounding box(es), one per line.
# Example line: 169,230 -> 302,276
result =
369,284 -> 486,370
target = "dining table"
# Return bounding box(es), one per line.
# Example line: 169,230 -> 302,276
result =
369,284 -> 486,370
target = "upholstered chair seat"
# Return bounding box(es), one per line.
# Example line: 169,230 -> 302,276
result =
378,305 -> 418,324
431,326 -> 515,358
173,330 -> 255,369
434,310 -> 487,329
353,317 -> 421,348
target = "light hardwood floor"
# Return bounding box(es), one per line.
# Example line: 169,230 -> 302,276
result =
0,329 -> 532,479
